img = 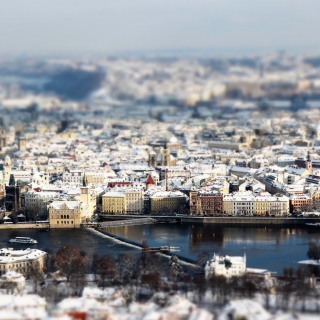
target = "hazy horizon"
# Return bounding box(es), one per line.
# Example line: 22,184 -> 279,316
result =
1,0 -> 320,57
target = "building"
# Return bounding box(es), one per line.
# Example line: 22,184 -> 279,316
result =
84,171 -> 106,185
205,252 -> 246,279
0,248 -> 46,276
223,191 -> 289,216
189,189 -> 223,216
24,190 -> 57,218
150,190 -> 187,214
289,193 -> 312,212
80,186 -> 97,217
62,169 -> 84,185
0,271 -> 25,292
0,128 -> 6,148
102,190 -> 126,214
48,200 -> 88,228
17,133 -> 27,151
5,177 -> 31,213
125,188 -> 144,214
0,178 -> 5,206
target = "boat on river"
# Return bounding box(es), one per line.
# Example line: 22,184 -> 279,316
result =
8,237 -> 37,244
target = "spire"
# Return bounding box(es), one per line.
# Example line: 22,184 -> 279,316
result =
9,174 -> 15,186
82,172 -> 87,187
307,150 -> 311,162
166,168 -> 169,191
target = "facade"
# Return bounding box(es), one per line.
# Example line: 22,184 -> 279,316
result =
189,189 -> 223,216
5,178 -> 31,213
0,128 -> 6,148
0,179 -> 5,206
150,190 -> 187,214
289,193 -> 312,212
62,170 -> 84,185
205,253 -> 246,279
102,191 -> 126,214
84,171 -> 105,185
24,190 -> 57,217
223,191 -> 289,216
80,186 -> 97,216
48,201 -> 88,228
125,188 -> 144,214
0,248 -> 46,276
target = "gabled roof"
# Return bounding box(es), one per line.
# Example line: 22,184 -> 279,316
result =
146,174 -> 156,185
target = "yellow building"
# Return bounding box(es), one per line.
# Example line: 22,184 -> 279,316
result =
59,132 -> 77,139
84,172 -> 105,185
150,190 -> 187,213
102,191 -> 126,214
48,201 -> 88,228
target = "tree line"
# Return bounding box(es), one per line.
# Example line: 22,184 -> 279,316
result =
20,240 -> 320,311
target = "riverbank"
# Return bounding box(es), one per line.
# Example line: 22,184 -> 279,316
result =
0,223 -> 49,230
99,214 -> 320,226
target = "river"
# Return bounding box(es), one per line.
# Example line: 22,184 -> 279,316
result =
104,223 -> 320,274
2,224 -> 320,274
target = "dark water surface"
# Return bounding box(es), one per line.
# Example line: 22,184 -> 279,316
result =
0,228 -> 139,259
104,223 -> 320,274
3,224 -> 320,274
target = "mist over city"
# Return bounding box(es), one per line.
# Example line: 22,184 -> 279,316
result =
2,1 -> 320,320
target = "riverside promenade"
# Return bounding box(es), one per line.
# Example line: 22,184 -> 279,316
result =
0,222 -> 49,230
99,214 -> 320,226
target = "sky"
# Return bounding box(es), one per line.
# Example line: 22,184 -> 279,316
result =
1,0 -> 320,57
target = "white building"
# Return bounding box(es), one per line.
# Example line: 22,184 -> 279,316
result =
223,191 -> 289,216
0,248 -> 47,276
205,253 -> 246,279
0,271 -> 25,292
125,187 -> 144,214
24,190 -> 58,216
63,169 -> 84,185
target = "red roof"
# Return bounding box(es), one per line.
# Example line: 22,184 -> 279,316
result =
146,175 -> 156,185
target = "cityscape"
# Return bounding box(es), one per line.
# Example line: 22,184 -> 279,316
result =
2,1 -> 320,319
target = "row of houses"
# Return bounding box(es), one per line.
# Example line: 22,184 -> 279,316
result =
189,189 -> 311,216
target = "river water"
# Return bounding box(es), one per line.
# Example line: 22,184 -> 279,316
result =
2,224 -> 320,274
104,223 -> 320,274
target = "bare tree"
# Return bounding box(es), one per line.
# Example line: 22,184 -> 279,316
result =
117,253 -> 138,281
208,275 -> 228,305
193,275 -> 207,304
141,240 -> 151,271
141,272 -> 161,291
92,254 -> 117,287
196,252 -> 210,268
27,261 -> 45,293
307,241 -> 320,262
53,245 -> 88,282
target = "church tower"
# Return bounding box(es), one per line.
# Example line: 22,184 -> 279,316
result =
0,128 -> 6,148
18,133 -> 27,151
148,150 -> 157,168
80,173 -> 91,212
4,155 -> 12,183
43,170 -> 49,185
306,151 -> 313,172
